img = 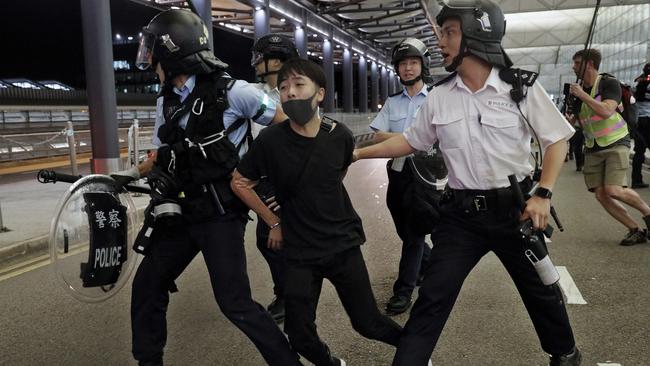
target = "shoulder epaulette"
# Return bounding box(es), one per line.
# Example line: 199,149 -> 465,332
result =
433,72 -> 457,87
498,68 -> 538,87
389,90 -> 403,97
427,84 -> 434,92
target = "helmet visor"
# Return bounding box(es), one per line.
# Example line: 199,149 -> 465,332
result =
136,31 -> 156,71
444,0 -> 479,9
251,51 -> 264,67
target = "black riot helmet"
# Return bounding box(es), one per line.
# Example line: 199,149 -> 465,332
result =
435,0 -> 512,71
391,38 -> 432,85
136,9 -> 228,79
251,34 -> 299,80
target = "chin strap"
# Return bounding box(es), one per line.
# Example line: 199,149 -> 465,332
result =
257,59 -> 279,82
400,75 -> 422,86
444,38 -> 472,72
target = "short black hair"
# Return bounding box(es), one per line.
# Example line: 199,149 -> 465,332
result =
277,58 -> 327,90
573,49 -> 602,70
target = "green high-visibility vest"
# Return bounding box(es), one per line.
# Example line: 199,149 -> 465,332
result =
579,75 -> 627,148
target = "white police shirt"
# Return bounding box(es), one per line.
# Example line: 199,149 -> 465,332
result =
250,82 -> 281,139
404,67 -> 574,190
370,84 -> 428,171
151,75 -> 277,157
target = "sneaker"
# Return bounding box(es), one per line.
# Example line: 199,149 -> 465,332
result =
576,166 -> 583,172
267,296 -> 285,323
549,347 -> 581,366
632,181 -> 650,188
386,294 -> 412,315
620,228 -> 647,246
333,357 -> 346,366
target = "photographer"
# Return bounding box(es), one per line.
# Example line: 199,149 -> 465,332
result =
631,62 -> 650,187
115,9 -> 300,366
353,1 -> 580,365
567,50 -> 650,246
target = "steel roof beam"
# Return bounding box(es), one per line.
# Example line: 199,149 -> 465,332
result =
347,8 -> 422,28
320,0 -> 366,15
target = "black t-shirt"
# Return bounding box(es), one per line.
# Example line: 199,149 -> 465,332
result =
582,75 -> 630,151
237,120 -> 366,260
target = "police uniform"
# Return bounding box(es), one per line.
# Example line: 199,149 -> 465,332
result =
391,67 -> 577,365
132,75 -> 301,366
250,81 -> 287,318
370,84 -> 434,302
251,82 -> 281,138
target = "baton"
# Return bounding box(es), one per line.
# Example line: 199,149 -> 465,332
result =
37,170 -> 151,194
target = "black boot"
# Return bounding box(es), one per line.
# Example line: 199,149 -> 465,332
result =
267,296 -> 285,323
549,347 -> 581,366
386,294 -> 412,315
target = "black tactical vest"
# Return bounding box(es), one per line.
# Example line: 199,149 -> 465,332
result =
155,72 -> 250,218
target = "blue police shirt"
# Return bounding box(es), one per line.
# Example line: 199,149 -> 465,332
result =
369,84 -> 429,133
152,75 -> 277,157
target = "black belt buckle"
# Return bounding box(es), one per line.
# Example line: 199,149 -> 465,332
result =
473,195 -> 487,211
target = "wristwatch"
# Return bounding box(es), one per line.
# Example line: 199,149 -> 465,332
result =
533,187 -> 553,199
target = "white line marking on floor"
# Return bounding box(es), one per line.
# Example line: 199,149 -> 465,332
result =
556,266 -> 587,305
597,363 -> 622,366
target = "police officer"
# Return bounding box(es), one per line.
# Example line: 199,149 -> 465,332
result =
249,33 -> 299,322
369,38 -> 439,315
117,9 -> 301,366
353,1 -> 580,365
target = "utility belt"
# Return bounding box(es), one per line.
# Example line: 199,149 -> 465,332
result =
442,178 -> 532,215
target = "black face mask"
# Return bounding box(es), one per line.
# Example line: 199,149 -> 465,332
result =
282,92 -> 318,126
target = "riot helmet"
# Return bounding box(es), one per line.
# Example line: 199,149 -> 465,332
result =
435,0 -> 512,71
391,38 -> 432,85
644,62 -> 650,76
251,34 -> 299,80
136,9 -> 228,79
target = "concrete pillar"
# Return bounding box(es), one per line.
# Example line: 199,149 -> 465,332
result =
388,70 -> 395,95
254,3 -> 270,40
323,39 -> 335,112
343,49 -> 353,113
295,26 -> 307,59
358,56 -> 368,113
80,0 -> 119,174
193,0 -> 213,50
371,61 -> 379,112
380,66 -> 389,103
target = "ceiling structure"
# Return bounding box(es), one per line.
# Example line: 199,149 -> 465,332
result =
132,0 -> 647,76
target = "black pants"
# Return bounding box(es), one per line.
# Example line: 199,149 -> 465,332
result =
256,216 -> 287,298
569,128 -> 585,170
131,213 -> 300,366
632,116 -> 650,183
392,195 -> 576,366
284,246 -> 403,366
386,163 -> 431,298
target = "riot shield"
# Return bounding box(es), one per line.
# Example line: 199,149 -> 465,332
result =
49,174 -> 139,303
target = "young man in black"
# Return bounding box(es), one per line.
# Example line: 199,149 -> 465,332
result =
231,58 -> 403,366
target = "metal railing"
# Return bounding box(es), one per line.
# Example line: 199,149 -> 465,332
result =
0,122 -> 155,163
0,111 -> 378,165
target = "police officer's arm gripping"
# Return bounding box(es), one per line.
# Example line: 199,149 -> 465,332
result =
231,170 -> 283,250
